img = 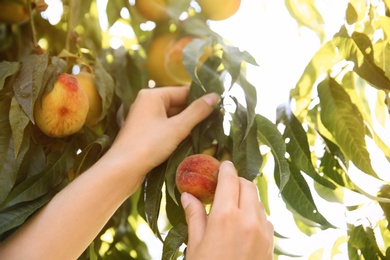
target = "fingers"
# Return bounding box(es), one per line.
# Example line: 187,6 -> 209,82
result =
181,192 -> 207,249
238,178 -> 262,214
212,161 -> 240,212
171,91 -> 220,130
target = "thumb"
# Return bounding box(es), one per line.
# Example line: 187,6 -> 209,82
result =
181,192 -> 207,248
173,92 -> 220,131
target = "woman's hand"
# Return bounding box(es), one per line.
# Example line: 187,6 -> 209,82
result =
109,86 -> 220,174
182,161 -> 274,260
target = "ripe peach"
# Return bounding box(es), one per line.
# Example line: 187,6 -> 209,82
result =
176,154 -> 220,204
165,36 -> 213,84
34,73 -> 89,138
75,71 -> 102,127
0,0 -> 29,24
135,0 -> 175,22
197,0 -> 241,21
145,32 -> 182,86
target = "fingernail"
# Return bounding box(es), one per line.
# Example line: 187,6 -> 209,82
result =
181,192 -> 191,208
202,92 -> 220,106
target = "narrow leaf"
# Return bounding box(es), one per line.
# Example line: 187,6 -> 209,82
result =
284,0 -> 326,41
278,162 -> 334,228
334,29 -> 390,91
2,140 -> 76,208
231,102 -> 262,180
162,223 -> 188,260
183,38 -> 213,86
0,189 -> 58,237
348,225 -> 385,259
165,139 -> 193,205
143,163 -> 166,241
256,114 -> 290,191
237,71 -> 257,140
318,77 -> 378,178
13,53 -> 48,123
277,103 -> 336,189
94,60 -> 115,122
0,61 -> 20,91
9,97 -> 30,157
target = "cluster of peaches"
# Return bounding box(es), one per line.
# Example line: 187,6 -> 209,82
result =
1,0 -> 241,203
138,0 -> 242,86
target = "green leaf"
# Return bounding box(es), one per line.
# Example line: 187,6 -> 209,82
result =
256,114 -> 290,191
318,77 -> 378,178
165,185 -> 186,227
142,163 -> 166,241
103,47 -> 145,113
190,107 -> 225,155
182,38 -> 215,85
1,140 -> 76,208
348,225 -> 385,259
13,53 -> 49,124
0,188 -> 58,237
277,103 -> 336,189
284,0 -> 326,41
231,102 -> 262,180
237,71 -> 257,140
319,150 -> 355,190
73,134 -> 111,176
162,223 -> 187,260
0,61 -> 20,91
165,138 -> 193,205
71,0 -> 93,29
278,161 -> 334,228
195,55 -> 224,94
345,2 -> 358,25
9,97 -> 30,157
221,45 -> 245,86
94,60 -> 115,122
106,0 -> 125,27
40,56 -> 67,96
183,38 -> 213,86
334,29 -> 390,91
0,98 -> 30,205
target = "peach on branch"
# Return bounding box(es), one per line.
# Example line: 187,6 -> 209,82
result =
165,36 -> 213,84
0,0 -> 48,24
197,0 -> 241,21
135,0 -> 175,23
34,73 -> 89,138
145,32 -> 182,86
176,154 -> 220,204
75,71 -> 102,127
0,0 -> 29,24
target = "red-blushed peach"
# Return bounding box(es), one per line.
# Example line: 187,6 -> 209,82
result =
176,154 -> 220,204
34,73 -> 89,138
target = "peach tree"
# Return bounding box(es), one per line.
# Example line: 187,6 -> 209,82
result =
0,0 -> 389,259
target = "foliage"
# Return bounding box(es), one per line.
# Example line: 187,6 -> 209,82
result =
0,0 -> 390,259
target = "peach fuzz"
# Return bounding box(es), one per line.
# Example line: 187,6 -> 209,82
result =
176,154 -> 220,204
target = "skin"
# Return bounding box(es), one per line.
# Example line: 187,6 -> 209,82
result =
0,86 -> 273,259
182,161 -> 274,260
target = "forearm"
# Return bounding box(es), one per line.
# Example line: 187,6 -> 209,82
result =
0,149 -> 147,260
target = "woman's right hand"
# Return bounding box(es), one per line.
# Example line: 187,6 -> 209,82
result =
181,161 -> 274,260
